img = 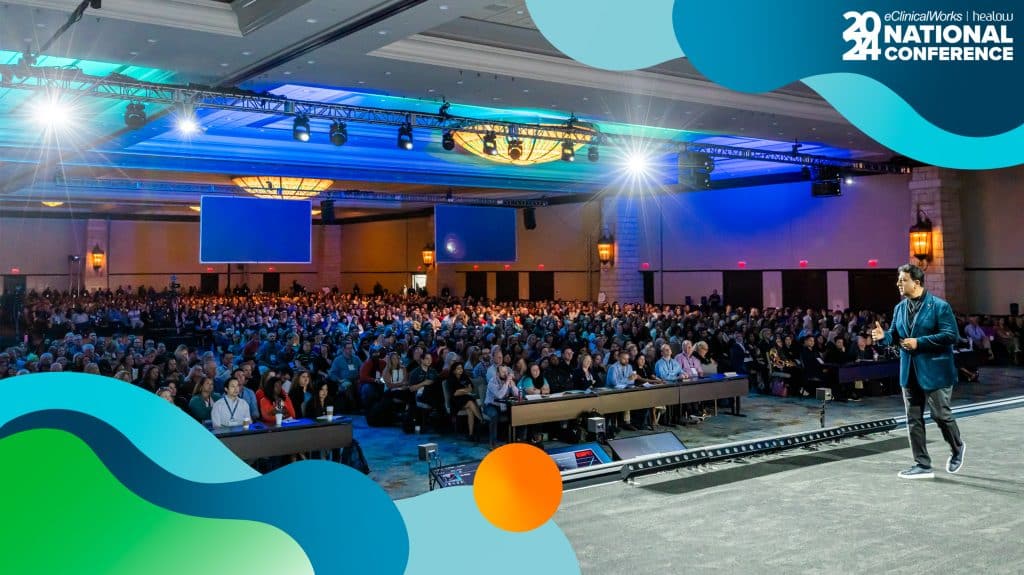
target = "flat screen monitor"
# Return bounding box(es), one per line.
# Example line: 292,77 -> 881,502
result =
199,196 -> 312,263
546,442 -> 613,471
605,432 -> 686,461
434,205 -> 517,263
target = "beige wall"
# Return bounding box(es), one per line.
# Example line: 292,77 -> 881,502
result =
960,166 -> 1024,314
2,169 -> 1020,312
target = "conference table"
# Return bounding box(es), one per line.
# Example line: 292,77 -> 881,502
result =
212,417 -> 353,460
832,359 -> 900,384
509,374 -> 749,430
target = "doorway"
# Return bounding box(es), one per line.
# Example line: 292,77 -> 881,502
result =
495,271 -> 519,302
262,273 -> 280,293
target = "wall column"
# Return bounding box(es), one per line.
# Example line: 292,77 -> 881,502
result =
909,167 -> 967,311
599,195 -> 643,303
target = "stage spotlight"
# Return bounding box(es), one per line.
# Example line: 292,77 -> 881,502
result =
482,131 -> 498,155
397,122 -> 414,150
124,102 -> 146,129
329,120 -> 347,146
441,129 -> 455,151
507,138 -> 523,160
587,145 -> 599,162
626,152 -> 650,176
292,116 -> 311,142
844,175 -> 855,185
177,116 -> 199,135
561,140 -> 575,162
32,96 -> 71,128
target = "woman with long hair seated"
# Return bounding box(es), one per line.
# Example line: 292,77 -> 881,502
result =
188,377 -> 221,424
258,376 -> 296,425
446,363 -> 484,440
303,380 -> 341,462
288,370 -> 314,417
211,377 -> 249,428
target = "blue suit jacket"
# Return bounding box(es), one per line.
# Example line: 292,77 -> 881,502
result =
878,292 -> 958,391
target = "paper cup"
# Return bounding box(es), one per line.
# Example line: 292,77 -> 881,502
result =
242,418 -> 251,430
275,413 -> 283,426
326,406 -> 334,420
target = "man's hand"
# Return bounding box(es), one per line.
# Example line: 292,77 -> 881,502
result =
901,338 -> 918,351
871,321 -> 885,342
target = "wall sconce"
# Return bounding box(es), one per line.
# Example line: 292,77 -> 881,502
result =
597,230 -> 614,267
91,244 -> 105,273
421,243 -> 435,268
909,208 -> 933,267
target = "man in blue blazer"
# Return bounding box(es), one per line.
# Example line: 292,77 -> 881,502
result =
871,264 -> 965,479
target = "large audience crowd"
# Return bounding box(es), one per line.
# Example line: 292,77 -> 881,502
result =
2,286 -> 1020,446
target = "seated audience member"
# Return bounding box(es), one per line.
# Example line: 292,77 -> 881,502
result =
188,377 -> 221,423
258,376 -> 296,425
288,370 -> 314,417
483,364 -> 520,448
446,363 -> 484,440
675,340 -> 704,379
518,363 -> 551,396
408,354 -> 442,426
854,335 -> 878,361
304,381 -> 341,462
156,386 -> 175,404
211,377 -> 248,428
381,351 -> 408,393
570,353 -> 597,390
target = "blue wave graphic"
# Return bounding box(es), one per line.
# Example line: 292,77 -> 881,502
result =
526,0 -> 683,71
396,487 -> 580,575
805,73 -> 1024,170
0,373 -> 257,484
0,409 -> 410,574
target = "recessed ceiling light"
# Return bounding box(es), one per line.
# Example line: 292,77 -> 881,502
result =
516,10 -> 524,15
378,30 -> 389,35
221,62 -> 230,67
129,51 -> 139,56
306,18 -> 318,24
242,50 -> 252,56
36,23 -> 46,28
357,80 -> 365,84
582,96 -> 589,101
428,88 -> 435,93
439,4 -> 449,9
812,127 -> 818,131
306,60 -> 315,64
283,71 -> 292,75
492,97 -> 501,101
456,80 -> 463,85
522,88 -> 529,93
147,38 -> 158,43
384,71 -> 391,75
23,37 -> 32,43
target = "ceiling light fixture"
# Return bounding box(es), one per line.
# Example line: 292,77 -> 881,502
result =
561,140 -> 575,162
292,115 -> 311,142
397,121 -> 413,150
232,176 -> 333,200
329,120 -> 348,146
441,129 -> 455,151
482,131 -> 498,155
124,101 -> 146,129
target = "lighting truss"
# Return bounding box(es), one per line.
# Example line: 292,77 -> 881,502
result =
680,142 -> 911,174
0,63 -> 911,174
50,176 -> 550,208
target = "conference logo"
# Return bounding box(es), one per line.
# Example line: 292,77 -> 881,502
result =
842,9 -> 1015,62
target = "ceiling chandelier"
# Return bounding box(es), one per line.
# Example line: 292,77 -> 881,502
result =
231,176 -> 333,199
451,122 -> 597,166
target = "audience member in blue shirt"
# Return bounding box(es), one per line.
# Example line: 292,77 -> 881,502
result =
655,344 -> 684,382
606,350 -> 637,389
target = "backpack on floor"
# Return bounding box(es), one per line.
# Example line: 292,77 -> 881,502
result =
341,439 -> 371,475
771,378 -> 788,397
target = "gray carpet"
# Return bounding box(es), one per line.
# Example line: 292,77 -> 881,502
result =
557,406 -> 1024,575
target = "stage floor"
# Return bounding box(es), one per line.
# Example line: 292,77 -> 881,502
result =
557,404 -> 1024,574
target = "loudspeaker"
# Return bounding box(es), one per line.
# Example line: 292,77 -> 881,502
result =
1011,303 -> 1019,317
523,207 -> 536,230
321,200 -> 335,224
